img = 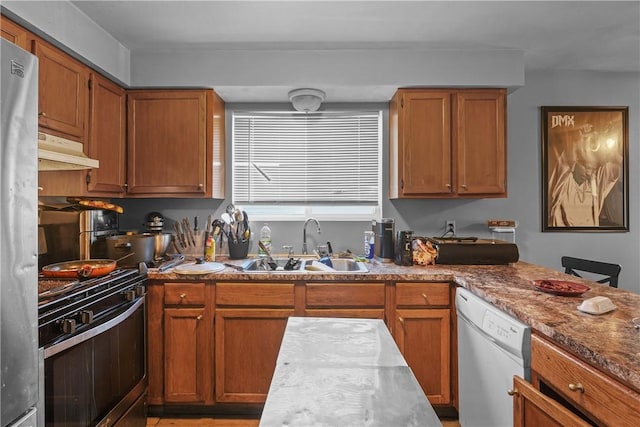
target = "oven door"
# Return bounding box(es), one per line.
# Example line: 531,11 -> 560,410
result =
43,297 -> 146,427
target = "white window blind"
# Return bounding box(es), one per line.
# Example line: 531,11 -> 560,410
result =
233,111 -> 381,205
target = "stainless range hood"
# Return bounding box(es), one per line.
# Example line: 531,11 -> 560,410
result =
38,132 -> 99,171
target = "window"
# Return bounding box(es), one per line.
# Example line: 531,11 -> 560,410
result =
232,110 -> 382,221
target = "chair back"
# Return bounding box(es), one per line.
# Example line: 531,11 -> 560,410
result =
561,256 -> 621,288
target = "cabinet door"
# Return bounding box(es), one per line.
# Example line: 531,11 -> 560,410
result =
33,38 -> 89,141
1,16 -> 28,49
127,90 -> 209,196
400,91 -> 453,195
455,89 -> 506,196
394,308 -> 451,405
215,308 -> 293,403
512,376 -> 590,427
87,73 -> 126,194
164,307 -> 208,403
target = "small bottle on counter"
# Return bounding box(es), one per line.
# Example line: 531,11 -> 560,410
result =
364,230 -> 375,261
259,223 -> 272,256
205,235 -> 216,261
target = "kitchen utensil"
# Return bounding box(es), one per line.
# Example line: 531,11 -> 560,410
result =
194,216 -> 199,233
183,218 -> 196,246
257,240 -> 278,270
173,222 -> 185,248
242,210 -> 250,239
221,213 -> 237,243
224,262 -> 245,271
106,233 -> 156,266
42,259 -> 117,278
145,232 -> 172,260
157,254 -> 185,272
226,203 -> 236,216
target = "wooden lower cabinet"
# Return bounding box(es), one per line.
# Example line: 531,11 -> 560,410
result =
393,282 -> 452,406
214,282 -> 295,404
512,376 -> 589,427
164,307 -> 208,403
527,334 -> 640,426
214,308 -> 293,403
394,308 -> 451,405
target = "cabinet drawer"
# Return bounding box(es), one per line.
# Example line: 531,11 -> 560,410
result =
532,335 -> 640,425
164,282 -> 205,306
395,282 -> 450,307
216,283 -> 295,307
305,283 -> 385,307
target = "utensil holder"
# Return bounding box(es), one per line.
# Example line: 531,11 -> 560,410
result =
228,239 -> 250,259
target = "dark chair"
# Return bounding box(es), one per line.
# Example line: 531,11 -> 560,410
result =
561,256 -> 621,288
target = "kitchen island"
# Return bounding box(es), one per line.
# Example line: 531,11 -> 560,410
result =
259,316 -> 441,426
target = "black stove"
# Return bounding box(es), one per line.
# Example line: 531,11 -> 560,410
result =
38,268 -> 147,349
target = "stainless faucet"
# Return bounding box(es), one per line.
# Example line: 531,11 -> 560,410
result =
302,218 -> 321,255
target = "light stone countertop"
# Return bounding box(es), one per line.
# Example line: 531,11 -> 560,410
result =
258,317 -> 442,427
148,258 -> 640,393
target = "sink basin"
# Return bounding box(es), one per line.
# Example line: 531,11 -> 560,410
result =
301,258 -> 368,273
239,257 -> 368,273
241,257 -> 302,272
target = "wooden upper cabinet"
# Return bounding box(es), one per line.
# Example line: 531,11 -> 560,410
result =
127,89 -> 225,198
389,88 -> 506,199
455,90 -> 506,196
86,73 -> 126,194
1,15 -> 29,50
33,37 -> 90,142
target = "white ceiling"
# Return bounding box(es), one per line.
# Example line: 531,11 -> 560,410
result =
70,0 -> 640,101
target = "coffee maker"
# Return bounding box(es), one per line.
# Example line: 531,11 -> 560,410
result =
373,218 -> 395,263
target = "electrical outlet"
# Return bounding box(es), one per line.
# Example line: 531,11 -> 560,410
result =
445,220 -> 456,235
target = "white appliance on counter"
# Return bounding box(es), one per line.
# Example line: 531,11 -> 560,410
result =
1,38 -> 39,427
456,287 -> 531,427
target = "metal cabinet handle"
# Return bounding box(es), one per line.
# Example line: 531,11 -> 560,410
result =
461,184 -> 468,189
507,388 -> 519,396
180,293 -> 186,299
196,314 -> 203,320
39,111 -> 47,117
568,383 -> 584,393
446,183 -> 451,188
421,293 -> 429,302
398,316 -> 405,327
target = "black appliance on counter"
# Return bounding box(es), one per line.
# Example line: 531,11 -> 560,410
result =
426,237 -> 519,265
38,266 -> 147,427
395,230 -> 414,266
373,218 -> 395,263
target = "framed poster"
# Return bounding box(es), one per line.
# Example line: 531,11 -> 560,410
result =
541,106 -> 629,232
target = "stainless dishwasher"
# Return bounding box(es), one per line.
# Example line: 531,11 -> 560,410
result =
456,288 -> 531,427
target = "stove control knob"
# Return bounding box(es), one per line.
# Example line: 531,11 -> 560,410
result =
135,285 -> 145,297
80,310 -> 94,325
124,289 -> 136,301
61,319 -> 76,334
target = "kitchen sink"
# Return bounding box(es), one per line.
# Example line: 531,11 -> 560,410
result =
240,257 -> 302,272
301,258 -> 368,273
239,257 -> 368,273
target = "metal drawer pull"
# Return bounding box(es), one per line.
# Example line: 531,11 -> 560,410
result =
568,383 -> 584,393
180,293 -> 186,298
398,316 -> 405,326
196,314 -> 203,320
421,293 -> 429,302
507,388 -> 519,396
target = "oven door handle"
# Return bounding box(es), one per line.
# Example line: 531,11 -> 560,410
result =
44,297 -> 144,359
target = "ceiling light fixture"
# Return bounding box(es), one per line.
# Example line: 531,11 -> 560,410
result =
288,88 -> 325,112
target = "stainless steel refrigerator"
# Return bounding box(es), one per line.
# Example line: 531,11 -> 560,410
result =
1,38 -> 39,427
